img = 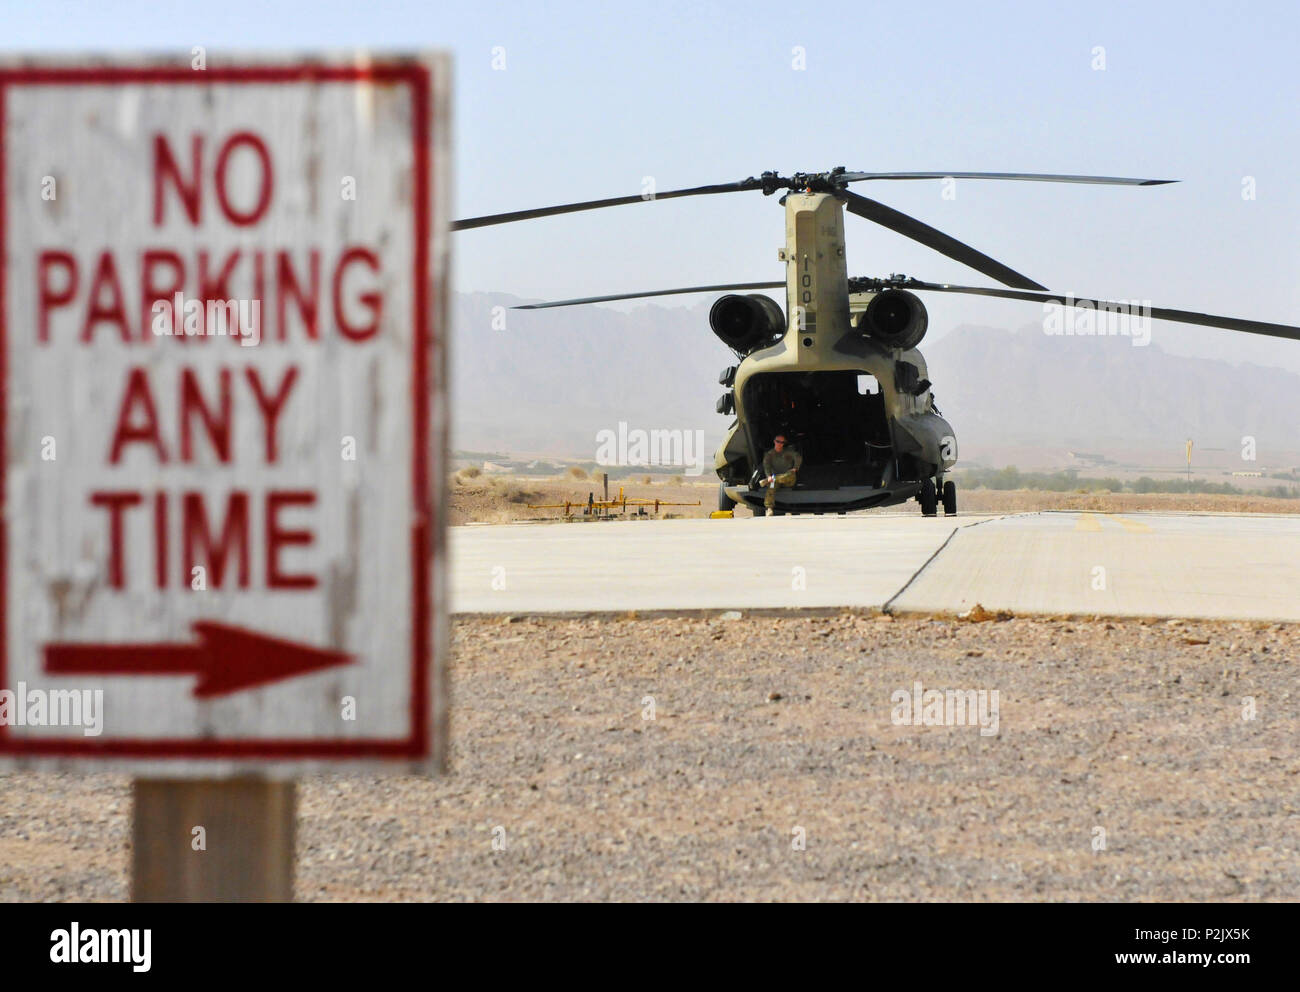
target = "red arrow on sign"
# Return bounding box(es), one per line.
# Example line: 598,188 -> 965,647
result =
44,622 -> 354,698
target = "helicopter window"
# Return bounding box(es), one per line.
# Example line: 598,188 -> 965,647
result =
857,374 -> 879,395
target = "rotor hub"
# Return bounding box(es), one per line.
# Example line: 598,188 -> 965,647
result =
752,167 -> 851,196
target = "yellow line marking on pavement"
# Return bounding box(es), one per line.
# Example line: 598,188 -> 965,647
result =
1075,513 -> 1103,532
1111,515 -> 1153,533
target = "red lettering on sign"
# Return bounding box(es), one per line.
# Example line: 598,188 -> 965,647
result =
215,131 -> 273,226
245,366 -> 299,462
277,250 -> 320,341
197,249 -> 240,333
141,249 -> 185,340
183,490 -> 251,589
179,367 -> 232,463
88,488 -> 319,591
333,247 -> 382,341
154,491 -> 168,589
267,490 -> 317,589
35,247 -> 386,345
110,367 -> 169,463
37,251 -> 77,343
91,490 -> 143,589
81,252 -> 131,344
153,133 -> 203,227
154,131 -> 274,228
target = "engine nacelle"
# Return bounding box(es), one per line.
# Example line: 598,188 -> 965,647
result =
709,294 -> 785,354
860,289 -> 928,350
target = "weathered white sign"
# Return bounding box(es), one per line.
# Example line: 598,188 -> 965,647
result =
0,56 -> 449,772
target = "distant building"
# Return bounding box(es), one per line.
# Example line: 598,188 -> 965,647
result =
1068,451 -> 1114,465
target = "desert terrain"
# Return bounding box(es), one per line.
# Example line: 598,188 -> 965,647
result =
4,478 -> 1296,902
2,612 -> 1296,901
450,470 -> 1300,525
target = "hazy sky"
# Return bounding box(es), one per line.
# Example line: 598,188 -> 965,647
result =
6,0 -> 1300,369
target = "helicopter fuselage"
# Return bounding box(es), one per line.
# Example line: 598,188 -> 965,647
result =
714,191 -> 957,513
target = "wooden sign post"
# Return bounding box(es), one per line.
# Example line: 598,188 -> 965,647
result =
131,779 -> 296,902
0,56 -> 449,901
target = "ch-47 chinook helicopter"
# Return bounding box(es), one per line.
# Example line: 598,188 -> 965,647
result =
452,167 -> 1300,517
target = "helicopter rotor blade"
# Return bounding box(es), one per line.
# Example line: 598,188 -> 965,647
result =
841,171 -> 1177,186
839,190 -> 1047,291
512,281 -> 786,310
454,169 -> 1177,231
892,279 -> 1300,342
452,179 -> 765,231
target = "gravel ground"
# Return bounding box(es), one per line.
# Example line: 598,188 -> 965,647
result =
2,613 -> 1297,901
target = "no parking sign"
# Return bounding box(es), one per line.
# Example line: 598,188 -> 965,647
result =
0,56 -> 449,772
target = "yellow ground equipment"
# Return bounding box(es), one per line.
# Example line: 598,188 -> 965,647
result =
527,476 -> 700,519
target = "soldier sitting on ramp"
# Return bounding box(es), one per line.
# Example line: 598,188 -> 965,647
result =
759,434 -> 802,516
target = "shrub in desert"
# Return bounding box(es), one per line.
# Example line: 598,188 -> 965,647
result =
641,475 -> 652,485
501,484 -> 541,504
459,464 -> 482,479
567,466 -> 587,479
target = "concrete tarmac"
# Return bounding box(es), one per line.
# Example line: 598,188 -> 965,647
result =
450,514 -> 988,613
890,510 -> 1300,621
450,511 -> 1300,622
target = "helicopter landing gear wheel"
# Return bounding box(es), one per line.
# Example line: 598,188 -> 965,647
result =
718,483 -> 736,512
918,478 -> 938,517
942,480 -> 957,516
